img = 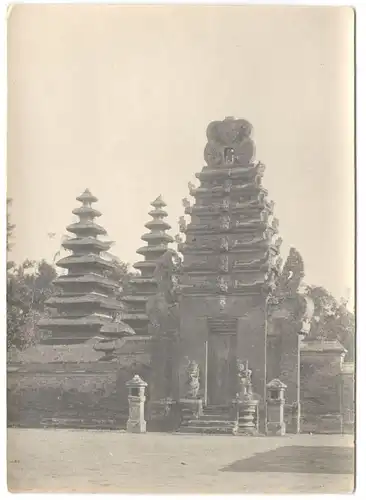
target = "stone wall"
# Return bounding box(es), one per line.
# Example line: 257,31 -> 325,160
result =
300,350 -> 344,433
7,356 -> 150,429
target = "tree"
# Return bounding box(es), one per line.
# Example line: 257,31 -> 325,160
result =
308,285 -> 355,361
275,247 -> 355,361
7,198 -> 15,252
7,259 -> 57,351
103,257 -> 138,301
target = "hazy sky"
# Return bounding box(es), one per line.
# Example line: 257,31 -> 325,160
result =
7,5 -> 354,305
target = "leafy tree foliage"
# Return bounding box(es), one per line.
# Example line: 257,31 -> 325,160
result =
276,247 -> 355,361
307,285 -> 355,360
7,259 -> 57,350
7,204 -> 135,350
103,257 -> 138,301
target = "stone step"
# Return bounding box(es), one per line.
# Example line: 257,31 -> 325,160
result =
184,419 -> 236,427
204,405 -> 231,411
177,425 -> 237,435
40,417 -> 124,430
200,414 -> 233,421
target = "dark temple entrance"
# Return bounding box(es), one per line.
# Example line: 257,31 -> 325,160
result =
207,317 -> 238,406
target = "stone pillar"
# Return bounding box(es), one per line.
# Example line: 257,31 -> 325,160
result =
266,378 -> 287,436
126,375 -> 148,433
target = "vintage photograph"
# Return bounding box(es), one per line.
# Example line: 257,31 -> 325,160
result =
6,4 -> 355,494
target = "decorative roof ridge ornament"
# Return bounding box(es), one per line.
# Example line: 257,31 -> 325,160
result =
204,117 -> 255,167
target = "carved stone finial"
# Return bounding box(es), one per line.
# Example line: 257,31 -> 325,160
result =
204,117 -> 256,167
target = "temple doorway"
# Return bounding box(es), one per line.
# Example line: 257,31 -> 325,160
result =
207,333 -> 237,405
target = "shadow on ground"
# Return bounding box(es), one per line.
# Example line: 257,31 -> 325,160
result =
221,446 -> 354,475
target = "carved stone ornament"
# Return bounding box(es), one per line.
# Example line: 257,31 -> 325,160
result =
182,197 -> 191,209
204,118 -> 256,167
272,217 -> 279,232
178,216 -> 187,233
220,215 -> 231,230
221,198 -> 230,211
260,210 -> 269,224
216,276 -> 229,293
258,191 -> 266,204
219,236 -> 229,252
219,255 -> 229,272
223,179 -> 233,192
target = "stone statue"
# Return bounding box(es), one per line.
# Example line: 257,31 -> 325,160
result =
186,360 -> 200,398
188,181 -> 196,194
178,216 -> 187,233
237,359 -> 253,400
277,247 -> 305,298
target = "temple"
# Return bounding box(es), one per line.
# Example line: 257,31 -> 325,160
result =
175,117 -> 281,411
9,118 -> 354,436
122,196 -> 174,336
38,189 -> 123,345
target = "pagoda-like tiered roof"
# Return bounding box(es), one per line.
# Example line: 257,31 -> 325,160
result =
38,189 -> 134,347
178,117 -> 282,297
122,195 -> 173,335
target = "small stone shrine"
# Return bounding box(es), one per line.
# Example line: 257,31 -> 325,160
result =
126,374 -> 148,433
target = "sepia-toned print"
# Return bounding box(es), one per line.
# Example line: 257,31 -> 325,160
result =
7,4 -> 354,494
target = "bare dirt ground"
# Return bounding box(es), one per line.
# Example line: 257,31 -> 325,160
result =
7,429 -> 354,494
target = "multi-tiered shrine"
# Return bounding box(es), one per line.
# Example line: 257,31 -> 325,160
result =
176,117 -> 282,407
38,189 -> 123,345
122,196 -> 174,336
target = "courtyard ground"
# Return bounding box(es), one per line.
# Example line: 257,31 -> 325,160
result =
7,429 -> 354,494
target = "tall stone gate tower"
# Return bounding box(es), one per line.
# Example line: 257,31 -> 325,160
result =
177,117 -> 282,407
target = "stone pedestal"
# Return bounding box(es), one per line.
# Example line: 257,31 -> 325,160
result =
266,378 -> 287,436
237,399 -> 259,435
126,375 -> 148,434
179,398 -> 203,424
147,398 -> 179,431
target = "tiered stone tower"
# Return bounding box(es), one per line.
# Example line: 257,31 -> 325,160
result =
177,117 -> 282,408
122,196 -> 174,336
38,189 -> 123,345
